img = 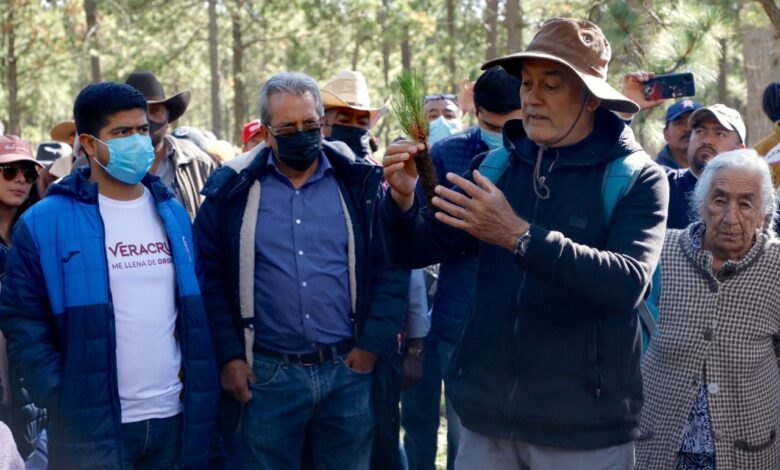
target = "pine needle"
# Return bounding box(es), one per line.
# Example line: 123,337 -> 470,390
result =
391,70 -> 428,143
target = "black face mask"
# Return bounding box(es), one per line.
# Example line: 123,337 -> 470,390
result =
330,124 -> 371,159
149,119 -> 168,148
274,128 -> 322,171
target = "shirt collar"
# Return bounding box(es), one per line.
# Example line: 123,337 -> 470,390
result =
267,150 -> 332,185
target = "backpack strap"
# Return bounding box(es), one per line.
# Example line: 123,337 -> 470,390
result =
602,151 -> 659,351
479,146 -> 511,184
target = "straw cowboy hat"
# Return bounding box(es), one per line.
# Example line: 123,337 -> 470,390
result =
50,120 -> 76,143
321,71 -> 389,127
125,72 -> 191,123
483,18 -> 639,114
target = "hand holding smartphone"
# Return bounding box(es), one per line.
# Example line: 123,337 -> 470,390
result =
642,73 -> 696,101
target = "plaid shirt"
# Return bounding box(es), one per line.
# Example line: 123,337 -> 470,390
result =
636,224 -> 780,469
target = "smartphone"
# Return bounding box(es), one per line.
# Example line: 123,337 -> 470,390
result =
642,73 -> 696,101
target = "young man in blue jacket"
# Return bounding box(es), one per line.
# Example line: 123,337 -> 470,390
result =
0,82 -> 219,469
194,72 -> 408,469
381,18 -> 668,469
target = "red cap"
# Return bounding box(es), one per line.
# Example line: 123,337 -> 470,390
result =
0,135 -> 42,167
242,119 -> 263,144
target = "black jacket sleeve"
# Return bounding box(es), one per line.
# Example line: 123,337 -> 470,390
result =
516,162 -> 669,313
194,194 -> 245,368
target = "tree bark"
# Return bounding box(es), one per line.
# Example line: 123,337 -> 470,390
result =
445,0 -> 457,93
754,0 -> 780,38
717,37 -> 729,104
208,0 -> 222,137
352,32 -> 361,70
231,3 -> 245,144
505,0 -> 524,53
743,26 -> 780,146
401,33 -> 412,71
485,0 -> 499,61
84,0 -> 101,83
5,3 -> 20,136
380,0 -> 390,87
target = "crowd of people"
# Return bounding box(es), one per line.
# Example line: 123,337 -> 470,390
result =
0,15 -> 779,470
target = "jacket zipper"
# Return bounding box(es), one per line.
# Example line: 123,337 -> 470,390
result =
506,161 -> 545,439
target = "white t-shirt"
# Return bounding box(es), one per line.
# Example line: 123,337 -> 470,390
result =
99,187 -> 183,423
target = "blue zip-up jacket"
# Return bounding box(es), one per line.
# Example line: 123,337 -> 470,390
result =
193,143 -> 409,441
380,109 -> 669,449
429,126 -> 485,344
0,168 -> 220,469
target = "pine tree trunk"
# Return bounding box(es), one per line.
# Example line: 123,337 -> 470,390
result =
754,0 -> 780,38
505,0 -> 524,53
743,26 -> 780,146
5,3 -> 20,136
380,0 -> 390,87
445,0 -> 457,93
401,33 -> 412,71
84,0 -> 101,83
717,37 -> 728,104
485,0 -> 499,60
352,33 -> 361,70
208,0 -> 222,137
232,4 -> 245,145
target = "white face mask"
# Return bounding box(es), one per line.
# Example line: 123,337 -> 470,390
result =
429,116 -> 461,145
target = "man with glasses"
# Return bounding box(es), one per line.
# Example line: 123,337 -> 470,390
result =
0,82 -> 219,469
194,71 -> 408,468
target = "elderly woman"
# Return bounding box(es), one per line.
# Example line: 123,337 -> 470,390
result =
637,149 -> 780,469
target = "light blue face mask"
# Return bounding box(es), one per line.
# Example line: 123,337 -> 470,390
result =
428,116 -> 460,145
92,133 -> 155,185
480,127 -> 503,151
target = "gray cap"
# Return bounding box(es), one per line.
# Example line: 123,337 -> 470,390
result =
689,104 -> 746,144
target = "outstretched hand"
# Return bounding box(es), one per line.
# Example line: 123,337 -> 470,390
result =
432,170 -> 529,251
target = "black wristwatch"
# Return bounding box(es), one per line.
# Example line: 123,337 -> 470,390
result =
406,345 -> 424,358
513,229 -> 532,259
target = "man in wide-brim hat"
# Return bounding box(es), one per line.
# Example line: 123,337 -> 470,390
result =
49,120 -> 77,147
320,70 -> 388,161
379,17 -> 669,469
124,71 -> 215,221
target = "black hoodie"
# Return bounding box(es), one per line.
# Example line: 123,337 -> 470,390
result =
380,109 -> 669,449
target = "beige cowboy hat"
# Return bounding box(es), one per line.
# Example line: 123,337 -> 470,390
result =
483,17 -> 639,114
50,120 -> 76,144
321,71 -> 389,127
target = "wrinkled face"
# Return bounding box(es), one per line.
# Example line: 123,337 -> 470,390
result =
519,58 -> 598,148
0,161 -> 36,209
323,107 -> 372,137
663,112 -> 693,156
261,92 -> 322,156
701,169 -> 764,262
424,99 -> 461,122
476,107 -> 524,133
687,117 -> 743,176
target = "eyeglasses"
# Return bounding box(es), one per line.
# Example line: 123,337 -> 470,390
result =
0,164 -> 39,184
266,120 -> 323,137
424,94 -> 457,103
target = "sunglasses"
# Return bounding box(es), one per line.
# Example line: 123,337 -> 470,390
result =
424,94 -> 457,103
0,164 -> 39,184
266,120 -> 323,137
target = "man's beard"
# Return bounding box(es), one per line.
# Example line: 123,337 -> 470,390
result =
150,119 -> 168,148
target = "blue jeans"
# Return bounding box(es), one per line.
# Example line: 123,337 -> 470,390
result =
401,335 -> 461,470
242,352 -> 374,469
121,414 -> 182,470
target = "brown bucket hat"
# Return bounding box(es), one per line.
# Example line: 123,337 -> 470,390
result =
483,18 -> 639,114
125,72 -> 191,123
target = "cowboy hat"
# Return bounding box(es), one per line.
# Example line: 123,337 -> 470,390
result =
50,120 -> 76,143
321,71 -> 389,127
125,72 -> 191,123
482,18 -> 639,114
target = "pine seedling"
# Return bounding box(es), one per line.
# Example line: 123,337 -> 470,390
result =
391,70 -> 439,212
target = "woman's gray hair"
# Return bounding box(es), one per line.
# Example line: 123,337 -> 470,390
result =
259,72 -> 324,126
690,148 -> 777,237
